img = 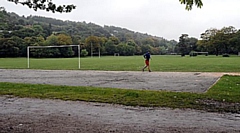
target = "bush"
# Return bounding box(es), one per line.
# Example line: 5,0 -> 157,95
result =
81,49 -> 88,57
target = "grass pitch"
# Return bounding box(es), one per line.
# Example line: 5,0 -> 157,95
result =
0,55 -> 240,72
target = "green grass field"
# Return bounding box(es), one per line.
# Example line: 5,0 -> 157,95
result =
0,55 -> 240,72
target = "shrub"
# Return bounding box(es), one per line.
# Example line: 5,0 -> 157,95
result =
81,49 -> 88,57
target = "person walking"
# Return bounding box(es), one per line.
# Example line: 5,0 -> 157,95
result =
142,51 -> 151,72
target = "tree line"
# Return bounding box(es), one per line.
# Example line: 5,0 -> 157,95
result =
1,7 -> 239,58
0,8 -> 177,57
175,26 -> 240,56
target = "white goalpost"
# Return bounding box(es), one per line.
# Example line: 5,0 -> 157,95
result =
27,45 -> 80,69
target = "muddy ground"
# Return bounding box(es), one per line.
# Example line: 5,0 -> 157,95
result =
1,69 -> 240,133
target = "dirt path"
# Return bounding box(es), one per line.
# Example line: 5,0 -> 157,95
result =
1,69 -> 240,132
1,96 -> 240,133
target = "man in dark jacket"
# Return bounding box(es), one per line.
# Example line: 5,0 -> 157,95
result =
142,51 -> 151,72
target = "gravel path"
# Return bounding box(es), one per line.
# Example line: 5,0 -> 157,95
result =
0,69 -> 226,93
1,69 -> 240,133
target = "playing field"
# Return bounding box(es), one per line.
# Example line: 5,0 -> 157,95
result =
0,55 -> 239,72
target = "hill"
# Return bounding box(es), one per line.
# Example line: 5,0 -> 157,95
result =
0,8 -> 177,57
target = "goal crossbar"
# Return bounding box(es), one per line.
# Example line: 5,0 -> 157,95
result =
27,45 -> 80,69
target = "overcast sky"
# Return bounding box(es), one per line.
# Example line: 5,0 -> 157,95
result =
2,0 -> 240,40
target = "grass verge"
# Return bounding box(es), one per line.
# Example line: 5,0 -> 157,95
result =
0,75 -> 240,113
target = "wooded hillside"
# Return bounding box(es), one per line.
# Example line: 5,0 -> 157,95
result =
0,8 -> 177,57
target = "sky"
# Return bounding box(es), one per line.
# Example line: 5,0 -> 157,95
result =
2,0 -> 240,41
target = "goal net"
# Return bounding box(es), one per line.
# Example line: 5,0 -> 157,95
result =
27,45 -> 80,69
114,53 -> 120,56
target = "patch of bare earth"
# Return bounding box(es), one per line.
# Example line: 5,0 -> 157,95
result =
197,99 -> 240,113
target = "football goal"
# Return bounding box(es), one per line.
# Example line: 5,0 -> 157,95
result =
27,45 -> 80,69
114,53 -> 120,56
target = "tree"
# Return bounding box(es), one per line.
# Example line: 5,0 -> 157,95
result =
210,31 -> 225,55
214,26 -> 237,54
188,37 -> 198,52
55,34 -> 74,57
198,28 -> 218,55
45,34 -> 58,45
109,36 -> 120,45
98,37 -> 108,55
127,40 -> 136,47
11,36 -> 25,56
105,40 -> 116,55
0,7 -> 9,30
141,44 -> 152,54
0,38 -> 20,57
116,43 -> 136,56
135,45 -> 142,55
142,38 -> 155,47
85,36 -> 101,56
157,46 -> 166,55
7,0 -> 76,13
198,26 -> 237,55
230,30 -> 240,52
179,0 -> 203,10
43,34 -> 59,57
6,0 -> 202,13
32,24 -> 44,36
56,34 -> 73,45
177,34 -> 189,56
